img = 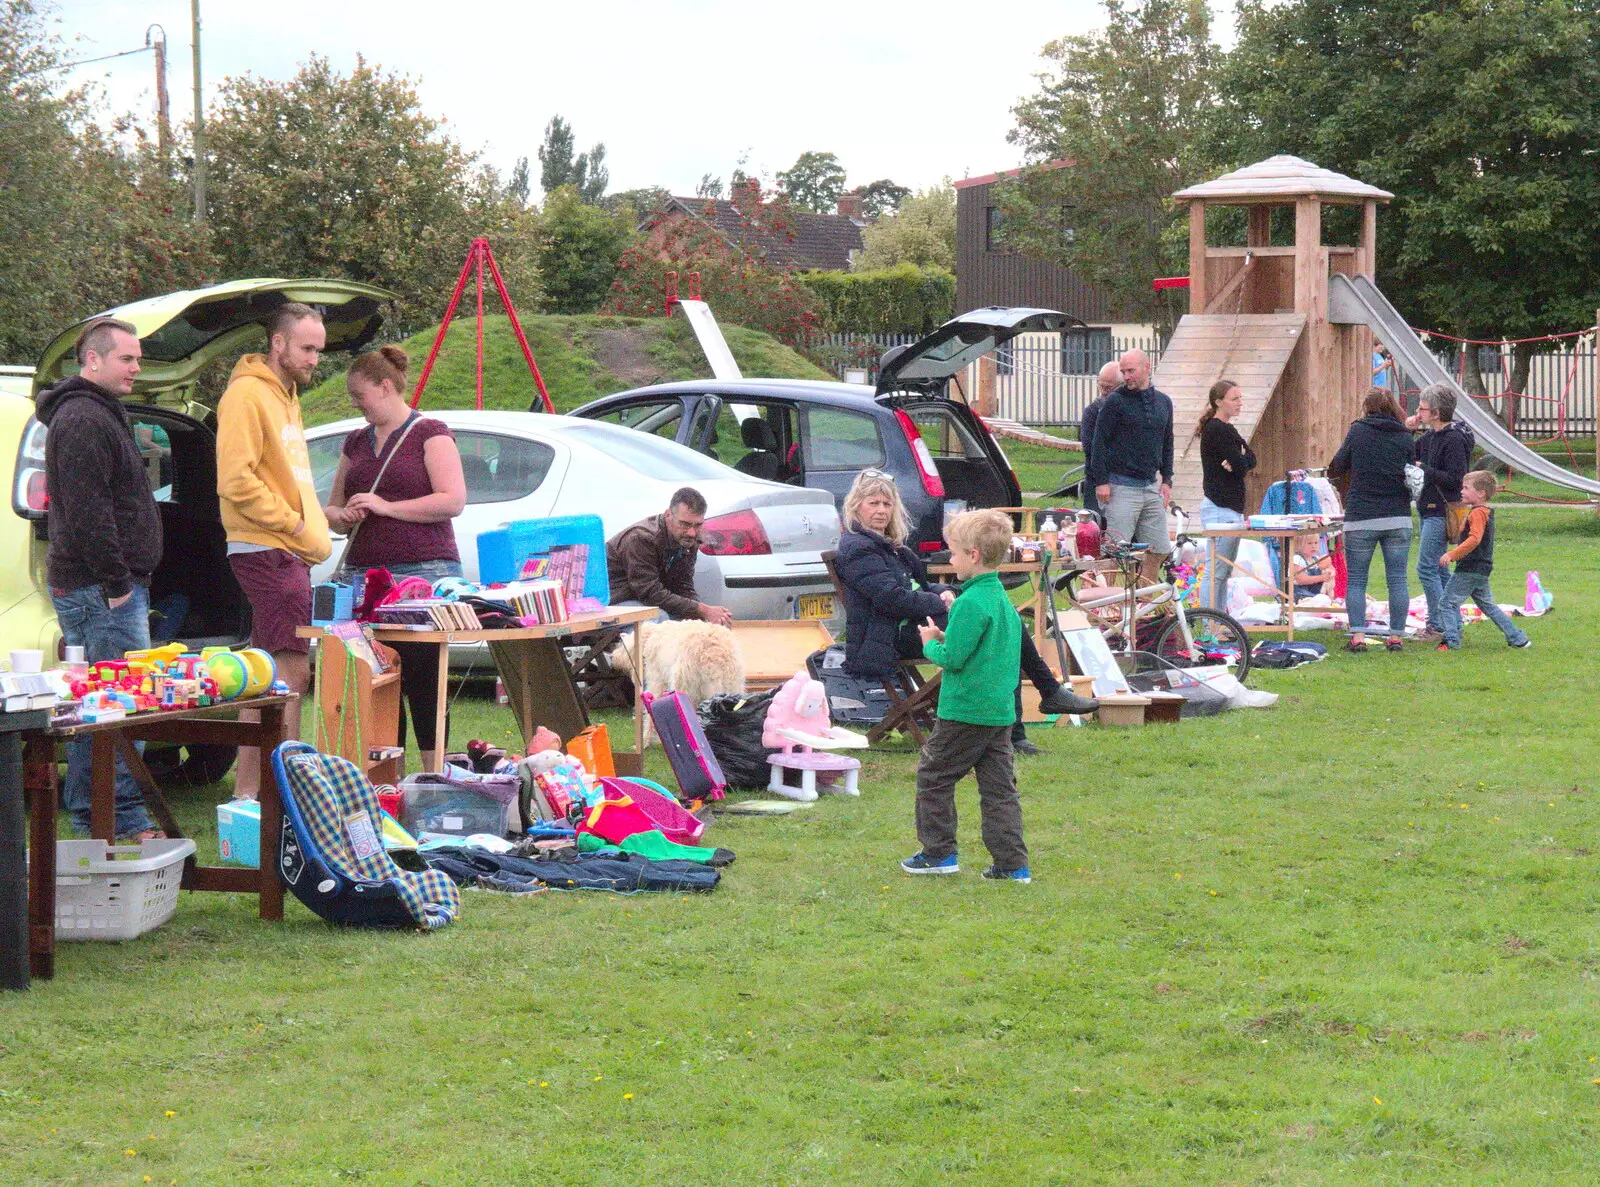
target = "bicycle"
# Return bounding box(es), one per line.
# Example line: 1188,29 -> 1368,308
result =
1054,538 -> 1254,679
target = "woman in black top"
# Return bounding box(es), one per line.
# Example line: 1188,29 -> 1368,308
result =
1196,380 -> 1256,609
1328,388 -> 1415,652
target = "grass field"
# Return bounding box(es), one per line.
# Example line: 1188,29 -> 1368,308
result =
2,507 -> 1597,1183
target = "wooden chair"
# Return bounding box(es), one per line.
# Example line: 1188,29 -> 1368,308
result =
820,550 -> 941,746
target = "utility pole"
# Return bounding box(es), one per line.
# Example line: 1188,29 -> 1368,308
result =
148,25 -> 170,165
190,0 -> 206,223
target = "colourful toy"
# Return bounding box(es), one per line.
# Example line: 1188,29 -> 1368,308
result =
206,648 -> 277,699
762,671 -> 869,754
124,642 -> 186,674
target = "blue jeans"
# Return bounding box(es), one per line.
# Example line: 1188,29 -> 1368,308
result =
1198,499 -> 1245,610
1344,527 -> 1412,635
51,584 -> 153,836
1415,516 -> 1449,631
1441,571 -> 1527,649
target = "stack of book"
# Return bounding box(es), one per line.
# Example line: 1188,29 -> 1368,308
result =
374,600 -> 483,631
498,578 -> 568,625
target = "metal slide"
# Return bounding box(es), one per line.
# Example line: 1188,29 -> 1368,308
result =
1328,273 -> 1600,497
671,298 -> 743,381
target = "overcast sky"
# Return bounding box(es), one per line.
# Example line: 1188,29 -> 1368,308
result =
52,1 -> 1234,200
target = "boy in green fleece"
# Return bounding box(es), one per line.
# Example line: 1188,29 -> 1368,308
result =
901,509 -> 1031,883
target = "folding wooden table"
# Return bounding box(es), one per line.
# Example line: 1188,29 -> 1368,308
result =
303,606 -> 658,775
1199,524 -> 1345,642
23,693 -> 295,981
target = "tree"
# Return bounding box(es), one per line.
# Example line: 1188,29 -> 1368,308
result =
777,151 -> 847,213
536,186 -> 634,314
854,184 -> 957,271
0,1 -> 213,360
538,115 -> 607,203
1000,0 -> 1222,329
1217,0 -> 1600,395
695,173 -> 724,200
204,55 -> 540,335
505,156 -> 531,207
856,179 -> 911,219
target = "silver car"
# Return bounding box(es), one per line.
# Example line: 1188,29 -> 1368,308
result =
303,411 -> 843,623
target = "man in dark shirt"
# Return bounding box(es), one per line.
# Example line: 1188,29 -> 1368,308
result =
37,318 -> 164,840
606,486 -> 733,625
1075,360 -> 1121,517
1088,349 -> 1175,582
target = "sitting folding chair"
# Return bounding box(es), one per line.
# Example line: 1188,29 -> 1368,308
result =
271,740 -> 460,930
820,550 -> 942,745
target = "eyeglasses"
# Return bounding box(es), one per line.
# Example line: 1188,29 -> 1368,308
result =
858,468 -> 892,481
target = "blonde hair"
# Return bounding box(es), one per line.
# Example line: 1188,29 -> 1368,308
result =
842,470 -> 910,545
945,509 -> 1012,567
1463,469 -> 1497,498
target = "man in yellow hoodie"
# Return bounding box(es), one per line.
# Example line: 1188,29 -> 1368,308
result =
217,302 -> 332,798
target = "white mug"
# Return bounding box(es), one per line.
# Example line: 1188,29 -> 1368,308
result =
10,650 -> 43,674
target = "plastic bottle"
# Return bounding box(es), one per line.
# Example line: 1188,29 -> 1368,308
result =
1040,514 -> 1059,557
63,644 -> 88,682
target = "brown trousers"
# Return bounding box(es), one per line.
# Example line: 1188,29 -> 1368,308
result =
914,718 -> 1028,871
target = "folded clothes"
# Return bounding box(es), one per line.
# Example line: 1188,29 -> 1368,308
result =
422,846 -> 720,894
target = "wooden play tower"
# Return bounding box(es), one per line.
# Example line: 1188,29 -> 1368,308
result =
1160,156 -> 1394,510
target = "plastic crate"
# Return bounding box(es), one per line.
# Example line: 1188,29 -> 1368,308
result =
476,515 -> 610,603
217,798 -> 261,867
48,837 -> 197,941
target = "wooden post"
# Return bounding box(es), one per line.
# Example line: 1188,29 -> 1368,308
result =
1247,205 -> 1272,248
1594,310 -> 1599,491
974,355 -> 997,417
1359,200 -> 1378,278
1188,200 -> 1207,314
1293,198 -> 1322,315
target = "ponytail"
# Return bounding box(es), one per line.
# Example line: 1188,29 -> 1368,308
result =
1195,379 -> 1238,437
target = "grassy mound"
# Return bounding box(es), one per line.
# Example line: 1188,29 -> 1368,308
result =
302,314 -> 830,426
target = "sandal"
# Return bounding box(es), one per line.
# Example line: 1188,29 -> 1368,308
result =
1343,640 -> 1368,653
1384,637 -> 1404,652
118,829 -> 168,843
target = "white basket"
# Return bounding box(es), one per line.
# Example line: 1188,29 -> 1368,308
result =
45,837 -> 197,941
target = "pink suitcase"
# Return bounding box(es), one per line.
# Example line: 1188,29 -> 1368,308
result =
641,691 -> 727,802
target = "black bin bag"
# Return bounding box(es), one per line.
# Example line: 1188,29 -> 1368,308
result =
698,691 -> 778,790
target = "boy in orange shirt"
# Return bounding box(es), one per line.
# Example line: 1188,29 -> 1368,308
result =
1437,470 -> 1530,651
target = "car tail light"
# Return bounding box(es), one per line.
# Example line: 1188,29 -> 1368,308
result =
12,417 -> 48,519
917,540 -> 943,552
893,409 -> 945,498
699,509 -> 771,556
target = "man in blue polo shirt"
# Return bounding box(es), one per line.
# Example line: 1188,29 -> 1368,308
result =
1089,349 -> 1174,583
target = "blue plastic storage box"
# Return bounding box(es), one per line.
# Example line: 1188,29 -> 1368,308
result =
217,798 -> 261,867
476,514 -> 610,603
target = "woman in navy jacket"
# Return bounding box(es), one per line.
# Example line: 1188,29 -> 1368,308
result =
833,470 -> 1094,753
1329,388 -> 1415,652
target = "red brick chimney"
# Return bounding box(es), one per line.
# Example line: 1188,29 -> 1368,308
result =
836,190 -> 864,220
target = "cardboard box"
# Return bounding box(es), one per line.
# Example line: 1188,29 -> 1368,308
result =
217,798 -> 261,867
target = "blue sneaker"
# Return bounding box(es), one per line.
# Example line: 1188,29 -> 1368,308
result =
981,865 -> 1032,884
901,851 -> 959,875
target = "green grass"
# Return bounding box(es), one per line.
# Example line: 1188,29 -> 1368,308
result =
4,509 -> 1599,1182
300,315 -> 830,426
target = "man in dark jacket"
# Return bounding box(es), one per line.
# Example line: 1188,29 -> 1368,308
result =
38,318 -> 163,839
606,487 -> 732,625
1089,349 -> 1175,582
1074,360 -> 1121,517
1409,383 -> 1475,639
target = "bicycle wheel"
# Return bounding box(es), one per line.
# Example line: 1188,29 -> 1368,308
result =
1152,609 -> 1252,680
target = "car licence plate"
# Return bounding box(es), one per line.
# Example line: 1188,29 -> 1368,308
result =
797,593 -> 835,619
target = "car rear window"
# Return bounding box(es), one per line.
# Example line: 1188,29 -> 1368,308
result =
802,406 -> 884,470
454,433 -> 556,504
561,423 -> 732,483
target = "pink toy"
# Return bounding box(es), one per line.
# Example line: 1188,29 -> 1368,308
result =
763,671 -> 868,754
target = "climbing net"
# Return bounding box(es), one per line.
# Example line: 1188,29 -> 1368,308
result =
1373,323 -> 1598,505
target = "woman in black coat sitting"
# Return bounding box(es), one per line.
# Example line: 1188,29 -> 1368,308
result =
833,470 -> 1094,754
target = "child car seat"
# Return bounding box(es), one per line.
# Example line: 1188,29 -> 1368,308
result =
271,741 -> 460,930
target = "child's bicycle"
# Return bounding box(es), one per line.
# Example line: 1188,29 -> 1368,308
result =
1055,538 -> 1254,679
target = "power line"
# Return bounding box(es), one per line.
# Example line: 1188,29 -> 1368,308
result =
17,44 -> 154,79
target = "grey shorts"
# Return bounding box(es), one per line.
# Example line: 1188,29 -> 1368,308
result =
1104,482 -> 1172,555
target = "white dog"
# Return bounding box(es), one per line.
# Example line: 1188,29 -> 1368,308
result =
611,619 -> 746,709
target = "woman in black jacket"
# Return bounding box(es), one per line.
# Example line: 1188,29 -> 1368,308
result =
1329,388 -> 1415,652
1195,379 -> 1256,609
833,471 -> 1093,754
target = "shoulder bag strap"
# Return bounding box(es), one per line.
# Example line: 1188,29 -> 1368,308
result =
331,412 -> 425,580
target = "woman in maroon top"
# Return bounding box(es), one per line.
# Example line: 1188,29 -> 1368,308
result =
324,346 -> 466,771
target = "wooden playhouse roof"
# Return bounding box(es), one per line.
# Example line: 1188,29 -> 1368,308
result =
1173,155 -> 1394,204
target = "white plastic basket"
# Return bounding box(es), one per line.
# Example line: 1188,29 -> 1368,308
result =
47,837 -> 197,941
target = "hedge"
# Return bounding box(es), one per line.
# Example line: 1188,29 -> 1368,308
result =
797,263 -> 955,334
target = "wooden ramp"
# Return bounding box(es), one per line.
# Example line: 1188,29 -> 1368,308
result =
980,417 -> 1082,452
1157,313 -> 1306,511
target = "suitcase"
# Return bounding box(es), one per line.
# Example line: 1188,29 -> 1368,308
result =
641,691 -> 727,802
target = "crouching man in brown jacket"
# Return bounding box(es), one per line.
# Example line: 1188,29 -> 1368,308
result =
605,486 -> 733,626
